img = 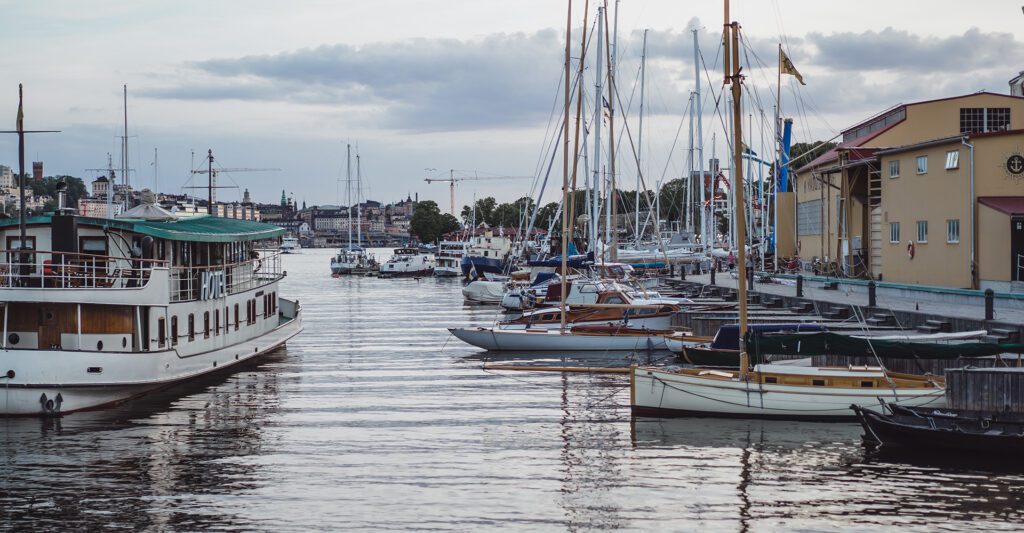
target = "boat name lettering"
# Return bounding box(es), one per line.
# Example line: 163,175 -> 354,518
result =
201,270 -> 227,300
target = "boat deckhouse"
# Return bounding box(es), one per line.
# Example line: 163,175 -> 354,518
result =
785,90 -> 1024,291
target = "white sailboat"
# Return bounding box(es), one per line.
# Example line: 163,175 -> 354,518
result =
629,9 -> 946,420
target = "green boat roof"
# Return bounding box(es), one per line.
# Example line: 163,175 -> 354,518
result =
0,214 -> 286,243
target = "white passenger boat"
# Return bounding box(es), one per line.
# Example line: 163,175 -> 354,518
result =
330,244 -> 376,275
280,236 -> 301,254
0,208 -> 302,416
379,247 -> 434,277
435,240 -> 467,277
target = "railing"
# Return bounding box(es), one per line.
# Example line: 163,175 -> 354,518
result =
0,249 -> 167,289
169,249 -> 283,302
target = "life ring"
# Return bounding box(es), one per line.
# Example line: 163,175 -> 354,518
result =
907,240 -> 915,259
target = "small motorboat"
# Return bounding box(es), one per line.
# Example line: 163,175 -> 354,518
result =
853,403 -> 1024,455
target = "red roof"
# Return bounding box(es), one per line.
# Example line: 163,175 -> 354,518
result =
796,122 -> 898,174
979,197 -> 1024,216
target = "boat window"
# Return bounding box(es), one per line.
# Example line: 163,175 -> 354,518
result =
171,316 -> 178,346
204,312 -> 211,338
224,307 -> 229,333
5,236 -> 36,273
860,381 -> 874,388
812,379 -> 826,387
234,304 -> 240,331
214,309 -> 220,336
764,376 -> 777,384
541,314 -> 555,321
605,296 -> 625,304
188,314 -> 195,342
158,317 -> 166,348
660,306 -> 674,313
79,237 -> 108,256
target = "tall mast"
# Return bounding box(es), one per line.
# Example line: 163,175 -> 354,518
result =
346,143 -> 352,246
559,0 -> 572,333
17,85 -> 26,252
694,29 -> 706,254
725,9 -> 750,380
123,85 -> 129,209
686,91 -> 695,235
590,3 -> 604,255
636,29 -> 647,247
356,152 -> 362,247
605,5 -> 618,261
153,147 -> 158,195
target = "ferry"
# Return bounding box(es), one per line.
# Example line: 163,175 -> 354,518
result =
379,247 -> 434,277
434,240 -> 466,277
280,235 -> 301,254
0,207 -> 302,416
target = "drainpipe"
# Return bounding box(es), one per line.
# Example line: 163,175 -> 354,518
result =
961,137 -> 975,289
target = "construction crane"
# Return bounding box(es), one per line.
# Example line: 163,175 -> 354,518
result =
189,149 -> 280,214
424,169 -> 532,216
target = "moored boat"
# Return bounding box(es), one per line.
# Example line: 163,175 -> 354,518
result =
449,324 -> 678,351
379,247 -> 434,277
853,403 -> 1024,455
0,210 -> 302,416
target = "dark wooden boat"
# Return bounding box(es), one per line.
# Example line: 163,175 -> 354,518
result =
853,403 -> 1024,455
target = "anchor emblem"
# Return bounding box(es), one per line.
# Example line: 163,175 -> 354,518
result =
1007,155 -> 1024,175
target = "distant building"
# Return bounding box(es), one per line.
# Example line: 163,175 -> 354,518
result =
32,161 -> 42,182
0,166 -> 13,189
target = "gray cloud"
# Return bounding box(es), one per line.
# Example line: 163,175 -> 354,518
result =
140,22 -> 1024,135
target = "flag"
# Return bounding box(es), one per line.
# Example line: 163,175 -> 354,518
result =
469,261 -> 478,281
780,49 -> 805,85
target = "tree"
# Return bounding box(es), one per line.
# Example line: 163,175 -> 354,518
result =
22,175 -> 87,207
410,200 -> 459,244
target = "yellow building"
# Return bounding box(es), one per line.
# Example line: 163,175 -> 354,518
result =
787,91 -> 1024,290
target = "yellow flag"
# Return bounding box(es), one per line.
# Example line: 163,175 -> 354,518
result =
780,49 -> 806,85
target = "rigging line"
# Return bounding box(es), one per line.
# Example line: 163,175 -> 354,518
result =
697,40 -> 736,164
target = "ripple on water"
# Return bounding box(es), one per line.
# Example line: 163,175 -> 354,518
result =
2,249 -> 1024,531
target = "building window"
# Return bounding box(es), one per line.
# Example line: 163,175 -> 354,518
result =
888,159 -> 900,178
798,199 -> 822,235
915,156 -> 927,174
945,150 -> 959,170
947,219 -> 960,243
188,314 -> 195,341
171,316 -> 178,346
960,107 -> 1011,134
157,317 -> 166,348
890,222 -> 900,243
916,221 -> 928,243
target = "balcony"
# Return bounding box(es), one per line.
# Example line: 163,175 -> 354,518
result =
0,249 -> 164,290
169,249 -> 283,302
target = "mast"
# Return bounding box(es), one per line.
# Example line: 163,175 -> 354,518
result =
206,149 -> 214,214
590,3 -> 604,255
16,85 -> 26,254
153,147 -> 158,195
724,9 -> 750,380
346,144 -> 352,247
559,0 -> 572,333
122,84 -> 129,209
605,5 -> 618,261
694,29 -> 706,255
636,29 -> 647,247
356,152 -> 363,247
775,43 -> 783,272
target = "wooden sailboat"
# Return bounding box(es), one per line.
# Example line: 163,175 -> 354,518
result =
629,6 -> 946,420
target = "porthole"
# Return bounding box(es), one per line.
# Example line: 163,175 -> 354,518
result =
97,340 -> 104,351
122,337 -> 128,348
7,333 -> 19,345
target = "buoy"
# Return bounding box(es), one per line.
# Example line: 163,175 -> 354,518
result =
907,240 -> 915,259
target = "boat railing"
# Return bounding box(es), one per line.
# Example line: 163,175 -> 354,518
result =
169,249 -> 283,302
0,249 -> 166,289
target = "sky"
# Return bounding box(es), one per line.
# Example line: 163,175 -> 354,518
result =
1,0 -> 1023,214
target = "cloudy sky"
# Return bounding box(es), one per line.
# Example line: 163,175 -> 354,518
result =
2,0 -> 1022,212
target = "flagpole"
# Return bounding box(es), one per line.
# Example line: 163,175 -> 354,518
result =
17,84 -> 26,258
774,44 -> 782,272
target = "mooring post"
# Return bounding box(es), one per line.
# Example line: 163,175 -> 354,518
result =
670,263 -> 675,277
747,267 -> 753,291
680,263 -> 686,280
868,280 -> 877,308
796,274 -> 803,298
710,263 -> 717,285
985,288 -> 994,321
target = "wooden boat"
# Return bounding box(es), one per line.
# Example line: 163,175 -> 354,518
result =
853,403 -> 1024,455
500,287 -> 680,331
670,323 -> 829,366
631,365 -> 945,420
449,324 -> 680,352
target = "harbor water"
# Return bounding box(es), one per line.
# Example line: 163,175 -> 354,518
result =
3,248 -> 1024,531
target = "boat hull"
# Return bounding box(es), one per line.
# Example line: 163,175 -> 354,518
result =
855,405 -> 1024,455
461,256 -> 507,277
0,308 -> 303,416
449,327 -> 670,351
631,367 -> 946,421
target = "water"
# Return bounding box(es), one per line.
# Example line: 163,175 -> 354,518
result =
2,248 -> 1024,531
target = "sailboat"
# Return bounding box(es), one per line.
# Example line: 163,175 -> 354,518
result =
330,145 -> 377,275
629,9 -> 946,420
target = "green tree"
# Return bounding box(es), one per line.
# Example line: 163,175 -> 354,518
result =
410,200 -> 460,243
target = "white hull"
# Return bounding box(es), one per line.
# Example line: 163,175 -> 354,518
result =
0,307 -> 303,416
434,266 -> 462,277
631,365 -> 946,420
500,314 -> 674,331
450,327 -> 669,351
462,280 -> 506,304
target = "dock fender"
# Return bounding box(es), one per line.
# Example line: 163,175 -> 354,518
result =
906,240 -> 915,259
